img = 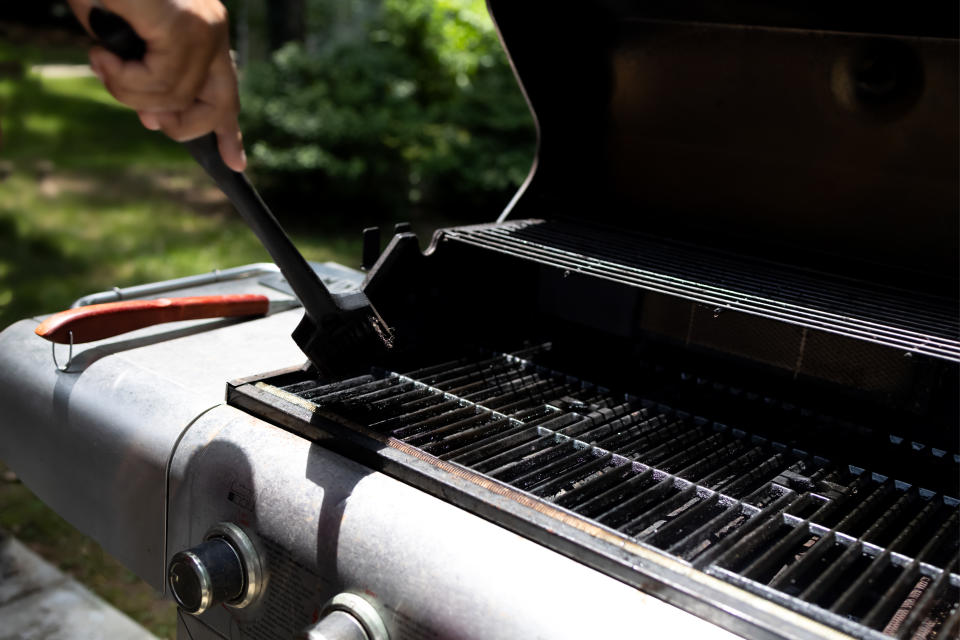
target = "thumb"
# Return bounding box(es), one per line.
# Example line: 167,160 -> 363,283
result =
89,46 -> 123,82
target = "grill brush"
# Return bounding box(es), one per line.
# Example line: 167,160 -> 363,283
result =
85,8 -> 394,377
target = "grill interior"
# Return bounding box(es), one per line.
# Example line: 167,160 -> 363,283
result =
254,344 -> 960,640
444,220 -> 960,362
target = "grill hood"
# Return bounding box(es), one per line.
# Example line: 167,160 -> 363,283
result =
486,1 -> 959,297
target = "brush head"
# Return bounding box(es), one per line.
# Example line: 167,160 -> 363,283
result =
291,289 -> 395,379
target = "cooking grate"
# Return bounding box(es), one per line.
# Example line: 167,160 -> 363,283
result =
266,344 -> 959,640
442,220 -> 960,362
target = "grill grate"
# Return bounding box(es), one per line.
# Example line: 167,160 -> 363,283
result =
442,220 -> 960,362
268,345 -> 960,639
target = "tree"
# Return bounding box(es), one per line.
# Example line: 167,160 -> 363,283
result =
267,0 -> 306,50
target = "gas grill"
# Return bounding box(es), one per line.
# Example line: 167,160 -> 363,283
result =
227,220 -> 960,639
1,2 -> 958,640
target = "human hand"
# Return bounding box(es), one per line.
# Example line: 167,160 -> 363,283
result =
67,0 -> 246,171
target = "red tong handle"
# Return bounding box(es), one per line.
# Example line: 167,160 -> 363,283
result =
34,294 -> 270,344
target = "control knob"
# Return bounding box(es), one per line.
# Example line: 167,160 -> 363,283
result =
300,593 -> 389,640
168,522 -> 262,615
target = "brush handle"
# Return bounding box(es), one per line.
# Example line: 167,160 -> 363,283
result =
35,295 -> 270,344
180,135 -> 342,322
87,7 -> 341,324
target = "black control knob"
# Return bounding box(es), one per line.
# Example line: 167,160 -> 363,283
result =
168,523 -> 262,616
169,538 -> 244,614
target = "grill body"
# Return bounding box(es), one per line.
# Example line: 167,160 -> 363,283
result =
229,336 -> 959,640
0,268 -> 742,640
167,404 -> 741,640
0,2 -> 957,639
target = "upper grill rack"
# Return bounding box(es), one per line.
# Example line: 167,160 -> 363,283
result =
270,345 -> 959,640
441,220 -> 960,362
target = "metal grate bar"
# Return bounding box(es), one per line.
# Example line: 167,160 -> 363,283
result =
444,425 -> 545,466
708,452 -> 791,497
392,405 -> 483,439
509,445 -> 606,491
589,414 -> 685,455
488,439 -> 584,483
865,566 -> 932,632
482,221 -> 960,334
692,489 -> 802,567
552,460 -> 638,509
937,599 -> 960,640
617,425 -> 706,467
621,484 -> 701,537
669,440 -> 749,483
420,417 -> 517,457
768,495 -> 940,596
299,375 -> 389,402
644,493 -> 735,549
443,222 -> 960,360
595,474 -> 685,528
567,466 -> 657,519
528,451 -> 617,498
371,398 -> 464,432
410,413 -> 498,450
889,558 -> 959,639
829,549 -> 904,618
740,518 -> 824,585
668,501 -> 757,561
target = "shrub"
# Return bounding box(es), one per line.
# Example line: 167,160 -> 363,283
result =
239,0 -> 535,222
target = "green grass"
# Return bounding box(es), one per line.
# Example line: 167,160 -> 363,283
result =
0,74 -> 196,169
0,35 -> 89,67
0,72 -> 363,330
0,57 -> 362,638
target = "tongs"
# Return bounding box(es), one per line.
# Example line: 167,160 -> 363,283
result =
50,8 -> 394,377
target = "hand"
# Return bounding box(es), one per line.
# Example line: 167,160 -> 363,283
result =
67,0 -> 246,171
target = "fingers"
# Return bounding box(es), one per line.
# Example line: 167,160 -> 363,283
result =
89,48 -> 182,112
216,120 -> 247,173
72,0 -> 246,171
81,0 -> 228,113
137,111 -> 162,131
137,52 -> 246,172
89,39 -> 216,112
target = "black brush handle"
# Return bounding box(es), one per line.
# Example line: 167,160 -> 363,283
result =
87,7 -> 339,322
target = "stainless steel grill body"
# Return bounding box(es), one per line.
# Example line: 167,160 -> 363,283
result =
0,268 -> 740,640
230,343 -> 959,640
168,404 -> 741,640
0,272 -> 304,587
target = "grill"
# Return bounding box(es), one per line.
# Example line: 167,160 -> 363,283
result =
230,339 -> 959,640
1,2 -> 955,639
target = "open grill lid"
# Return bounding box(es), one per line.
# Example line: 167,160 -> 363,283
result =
485,1 -> 959,298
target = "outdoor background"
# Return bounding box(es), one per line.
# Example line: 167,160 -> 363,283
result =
0,1 -> 534,636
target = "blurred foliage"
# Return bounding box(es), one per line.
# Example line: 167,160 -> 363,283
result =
240,0 -> 535,219
0,74 -> 188,169
0,73 -> 362,332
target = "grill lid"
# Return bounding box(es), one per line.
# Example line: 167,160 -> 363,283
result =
486,1 -> 959,296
